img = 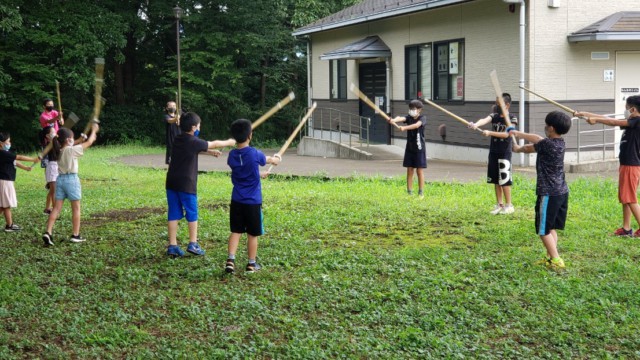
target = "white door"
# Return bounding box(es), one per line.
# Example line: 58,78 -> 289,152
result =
614,51 -> 640,154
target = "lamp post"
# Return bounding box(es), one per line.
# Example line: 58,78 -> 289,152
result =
174,5 -> 183,112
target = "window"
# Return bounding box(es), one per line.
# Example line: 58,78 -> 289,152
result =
330,59 -> 347,100
434,40 -> 464,101
405,44 -> 432,100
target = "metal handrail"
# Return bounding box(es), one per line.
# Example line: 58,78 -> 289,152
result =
304,107 -> 372,152
574,113 -> 623,164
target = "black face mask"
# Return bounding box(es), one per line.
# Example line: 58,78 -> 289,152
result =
45,106 -> 54,111
167,108 -> 176,114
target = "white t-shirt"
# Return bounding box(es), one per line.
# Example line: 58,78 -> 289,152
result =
58,145 -> 84,174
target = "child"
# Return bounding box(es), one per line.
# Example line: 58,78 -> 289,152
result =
165,112 -> 235,257
576,95 -> 640,237
225,118 -> 280,273
0,132 -> 40,232
42,124 -> 98,246
40,126 -> 58,215
509,111 -> 572,269
39,98 -> 64,131
469,93 -> 518,214
388,99 -> 427,198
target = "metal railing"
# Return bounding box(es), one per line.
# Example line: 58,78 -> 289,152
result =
304,107 -> 372,149
574,113 -> 623,164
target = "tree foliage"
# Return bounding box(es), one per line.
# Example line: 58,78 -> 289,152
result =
0,0 -> 359,150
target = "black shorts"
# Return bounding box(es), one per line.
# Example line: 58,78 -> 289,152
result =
487,152 -> 512,186
403,149 -> 427,169
230,201 -> 264,236
535,193 -> 569,236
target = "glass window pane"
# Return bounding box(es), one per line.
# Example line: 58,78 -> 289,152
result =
419,45 -> 432,99
449,42 -> 464,100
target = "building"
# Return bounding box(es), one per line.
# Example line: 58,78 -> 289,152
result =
293,0 -> 640,166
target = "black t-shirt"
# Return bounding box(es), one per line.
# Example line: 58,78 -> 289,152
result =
489,113 -> 518,154
165,134 -> 209,194
165,113 -> 181,144
0,150 -> 17,181
403,114 -> 426,153
619,117 -> 640,166
534,137 -> 568,196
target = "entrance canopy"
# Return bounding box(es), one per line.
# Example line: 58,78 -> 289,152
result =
568,11 -> 640,42
319,36 -> 391,60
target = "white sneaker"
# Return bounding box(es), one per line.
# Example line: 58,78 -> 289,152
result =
490,204 -> 504,215
500,205 -> 515,215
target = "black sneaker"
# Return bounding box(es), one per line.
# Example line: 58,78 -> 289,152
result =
4,224 -> 22,232
42,232 -> 54,246
69,234 -> 86,243
225,259 -> 235,273
246,262 -> 262,273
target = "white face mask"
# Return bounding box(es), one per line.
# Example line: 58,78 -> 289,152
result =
67,138 -> 74,146
408,109 -> 419,117
625,108 -> 634,118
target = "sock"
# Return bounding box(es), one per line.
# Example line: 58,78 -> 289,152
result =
249,258 -> 256,264
228,254 -> 235,260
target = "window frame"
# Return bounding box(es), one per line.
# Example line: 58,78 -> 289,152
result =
433,38 -> 465,103
329,59 -> 347,101
404,43 -> 432,101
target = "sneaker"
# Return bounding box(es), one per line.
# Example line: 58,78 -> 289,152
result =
534,257 -> 551,266
42,232 -> 54,246
167,245 -> 185,258
69,234 -> 86,243
4,224 -> 22,232
634,229 -> 640,237
225,259 -> 235,273
499,205 -> 515,215
490,204 -> 504,215
613,227 -> 633,237
548,257 -> 565,269
246,262 -> 262,273
187,241 -> 205,256
44,208 -> 52,215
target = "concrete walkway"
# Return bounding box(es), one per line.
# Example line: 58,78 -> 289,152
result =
117,145 -> 618,183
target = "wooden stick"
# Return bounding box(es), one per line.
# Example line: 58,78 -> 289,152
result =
266,102 -> 318,174
423,98 -> 483,133
252,92 -> 296,130
84,58 -> 105,135
519,86 -> 576,114
489,70 -> 517,141
349,83 -> 400,129
55,80 -> 63,125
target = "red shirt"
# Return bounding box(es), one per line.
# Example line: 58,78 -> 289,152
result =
39,110 -> 60,132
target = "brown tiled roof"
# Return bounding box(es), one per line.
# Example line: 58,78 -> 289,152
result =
293,0 -> 471,36
569,11 -> 640,42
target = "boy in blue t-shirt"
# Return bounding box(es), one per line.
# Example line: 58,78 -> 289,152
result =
225,119 -> 280,273
165,112 -> 235,257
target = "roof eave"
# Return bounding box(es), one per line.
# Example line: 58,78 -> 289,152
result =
292,0 -> 468,37
568,32 -> 640,42
319,51 -> 392,61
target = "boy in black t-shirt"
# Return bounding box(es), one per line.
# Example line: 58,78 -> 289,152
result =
389,99 -> 427,198
470,93 -> 518,215
509,111 -> 571,269
165,112 -> 235,257
576,95 -> 640,237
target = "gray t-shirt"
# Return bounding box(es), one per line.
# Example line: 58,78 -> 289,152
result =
534,137 -> 568,196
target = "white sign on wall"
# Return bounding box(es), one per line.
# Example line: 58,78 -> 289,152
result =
604,69 -> 614,82
449,42 -> 459,75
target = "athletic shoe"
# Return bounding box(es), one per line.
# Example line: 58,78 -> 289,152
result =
44,208 -> 52,215
634,229 -> 640,238
167,245 -> 185,258
246,262 -> 262,273
187,242 -> 205,256
613,227 -> 633,237
490,204 -> 504,215
4,224 -> 22,232
534,257 -> 551,266
69,234 -> 86,243
225,259 -> 235,273
499,205 -> 515,215
42,232 -> 54,246
548,257 -> 565,269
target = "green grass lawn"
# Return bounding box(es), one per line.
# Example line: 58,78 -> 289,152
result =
1,145 -> 639,358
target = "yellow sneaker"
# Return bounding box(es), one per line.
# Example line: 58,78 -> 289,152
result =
535,257 -> 551,266
548,257 -> 565,269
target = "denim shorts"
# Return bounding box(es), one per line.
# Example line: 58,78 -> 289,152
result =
166,189 -> 198,222
56,173 -> 81,201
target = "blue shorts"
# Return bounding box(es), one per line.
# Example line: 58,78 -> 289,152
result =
56,173 -> 81,201
167,189 -> 198,222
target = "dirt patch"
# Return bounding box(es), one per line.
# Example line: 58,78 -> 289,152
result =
86,207 -> 165,227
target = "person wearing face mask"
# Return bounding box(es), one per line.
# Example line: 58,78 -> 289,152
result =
38,126 -> 59,215
575,95 -> 640,237
469,93 -> 518,215
164,101 -> 181,165
39,98 -> 64,132
0,132 -> 40,232
389,99 -> 427,198
41,124 -> 99,246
